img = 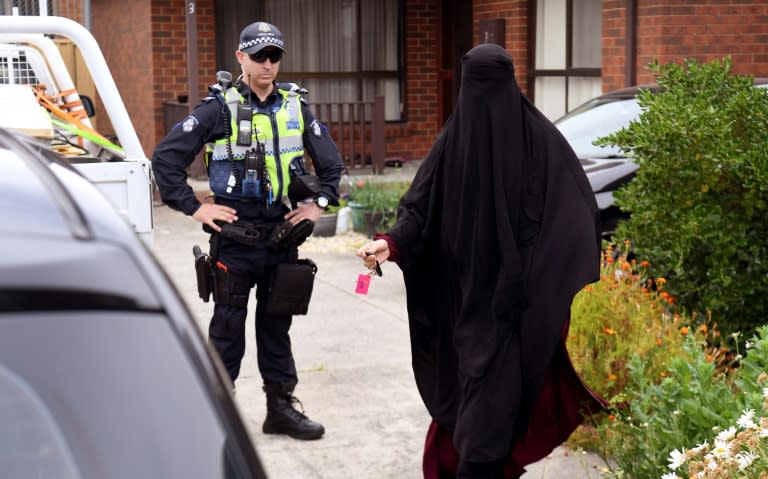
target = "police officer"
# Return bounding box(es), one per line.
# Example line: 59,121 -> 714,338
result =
152,21 -> 344,440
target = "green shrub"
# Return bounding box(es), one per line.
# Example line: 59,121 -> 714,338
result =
569,243 -> 692,405
651,326 -> 768,479
595,57 -> 768,339
599,337 -> 743,479
568,243 -> 702,452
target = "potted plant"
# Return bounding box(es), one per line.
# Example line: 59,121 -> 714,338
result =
346,179 -> 410,237
312,199 -> 345,237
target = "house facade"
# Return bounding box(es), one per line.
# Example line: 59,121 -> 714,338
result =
9,0 -> 768,168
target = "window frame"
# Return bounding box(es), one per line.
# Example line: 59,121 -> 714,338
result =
528,0 -> 602,116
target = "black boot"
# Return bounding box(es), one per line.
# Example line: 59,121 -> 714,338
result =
262,384 -> 325,440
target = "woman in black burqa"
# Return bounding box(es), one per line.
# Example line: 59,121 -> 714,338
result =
356,43 -> 605,478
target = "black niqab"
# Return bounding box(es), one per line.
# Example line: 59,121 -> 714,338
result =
388,43 -> 601,464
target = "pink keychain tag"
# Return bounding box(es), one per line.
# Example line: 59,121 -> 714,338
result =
355,274 -> 371,295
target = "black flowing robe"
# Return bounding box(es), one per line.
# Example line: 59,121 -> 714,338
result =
386,44 -> 604,475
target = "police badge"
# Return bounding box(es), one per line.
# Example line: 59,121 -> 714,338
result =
311,119 -> 322,137
182,115 -> 199,133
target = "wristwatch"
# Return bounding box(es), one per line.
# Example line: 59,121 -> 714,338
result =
314,196 -> 329,210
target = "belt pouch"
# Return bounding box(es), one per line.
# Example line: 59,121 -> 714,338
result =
266,259 -> 317,316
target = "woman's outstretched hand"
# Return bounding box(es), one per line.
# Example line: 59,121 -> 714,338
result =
356,239 -> 390,272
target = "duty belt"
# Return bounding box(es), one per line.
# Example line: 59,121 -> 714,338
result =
205,222 -> 276,246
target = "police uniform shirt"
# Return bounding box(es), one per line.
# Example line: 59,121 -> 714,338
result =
152,80 -> 344,220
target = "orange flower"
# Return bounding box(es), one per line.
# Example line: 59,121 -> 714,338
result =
656,338 -> 663,346
608,414 -> 616,421
621,262 -> 631,271
604,327 -> 616,336
660,291 -> 670,299
680,326 -> 689,335
699,324 -> 708,334
706,354 -> 714,363
656,277 -> 667,286
667,296 -> 676,305
640,260 -> 649,268
608,373 -> 618,381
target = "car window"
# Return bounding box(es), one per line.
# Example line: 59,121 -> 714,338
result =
0,311 -> 235,479
0,147 -> 70,237
555,98 -> 642,159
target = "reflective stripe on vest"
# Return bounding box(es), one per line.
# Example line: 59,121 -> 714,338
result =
206,87 -> 305,201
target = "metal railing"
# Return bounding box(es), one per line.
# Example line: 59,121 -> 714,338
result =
312,95 -> 385,174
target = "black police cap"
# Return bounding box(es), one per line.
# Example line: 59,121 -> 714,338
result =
238,22 -> 286,54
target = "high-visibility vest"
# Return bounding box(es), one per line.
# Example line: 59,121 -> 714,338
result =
206,87 -> 305,201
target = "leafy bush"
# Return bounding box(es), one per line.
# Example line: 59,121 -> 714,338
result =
569,242 -> 692,404
599,337 -> 743,479
568,243 -> 706,452
595,57 -> 768,338
650,326 -> 768,479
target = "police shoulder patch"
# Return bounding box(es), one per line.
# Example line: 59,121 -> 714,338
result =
182,115 -> 199,133
311,119 -> 322,137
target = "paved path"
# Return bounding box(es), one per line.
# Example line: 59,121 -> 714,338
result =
150,202 -> 609,479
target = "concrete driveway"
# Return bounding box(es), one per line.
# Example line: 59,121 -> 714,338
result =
150,202 -> 609,479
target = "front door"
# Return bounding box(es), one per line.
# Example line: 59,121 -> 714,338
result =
438,0 -> 473,127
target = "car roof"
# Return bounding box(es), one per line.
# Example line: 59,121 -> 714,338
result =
595,77 -> 768,100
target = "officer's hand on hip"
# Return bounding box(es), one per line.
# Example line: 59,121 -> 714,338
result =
192,203 -> 238,232
284,201 -> 324,225
356,239 -> 390,268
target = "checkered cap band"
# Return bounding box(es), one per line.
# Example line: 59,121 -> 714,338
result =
239,36 -> 285,51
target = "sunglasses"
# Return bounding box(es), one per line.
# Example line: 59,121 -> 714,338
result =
248,49 -> 283,63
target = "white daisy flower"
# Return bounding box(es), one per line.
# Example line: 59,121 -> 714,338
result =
716,426 -> 737,442
709,438 -> 732,459
762,387 -> 768,399
691,441 -> 709,454
737,409 -> 757,430
661,473 -> 680,479
758,427 -> 768,438
668,448 -> 687,470
735,451 -> 758,470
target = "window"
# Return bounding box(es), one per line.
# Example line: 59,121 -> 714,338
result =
263,0 -> 403,121
0,0 -> 55,15
532,0 -> 602,120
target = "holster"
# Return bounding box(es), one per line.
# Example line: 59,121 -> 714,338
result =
193,245 -> 213,302
266,259 -> 318,316
197,232 -> 250,308
267,219 -> 315,251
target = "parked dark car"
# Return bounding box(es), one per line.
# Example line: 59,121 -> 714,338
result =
555,79 -> 768,238
0,127 -> 267,479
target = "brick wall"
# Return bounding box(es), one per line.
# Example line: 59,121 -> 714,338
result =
149,0 -> 215,153
601,0 -> 627,91
389,0 -> 442,161
390,0 -> 531,161
602,1 -> 768,92
91,0 -> 152,151
90,0 -> 215,157
474,0 -> 530,94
